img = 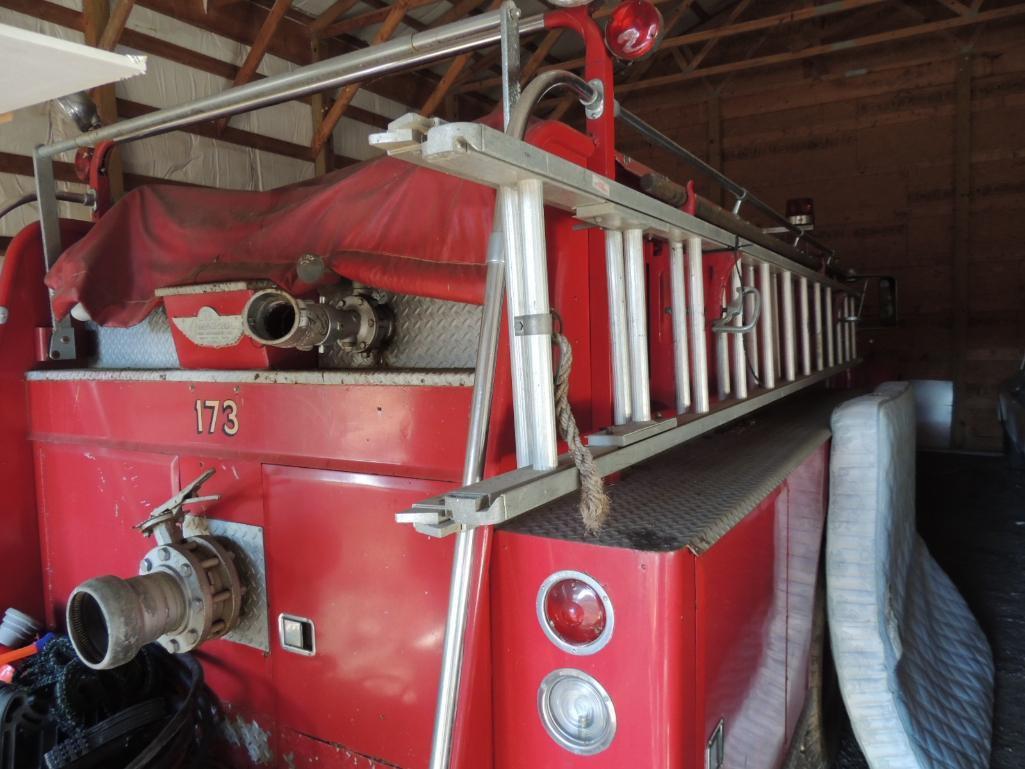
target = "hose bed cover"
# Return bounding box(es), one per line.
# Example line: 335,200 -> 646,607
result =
827,382 -> 994,769
45,156 -> 495,327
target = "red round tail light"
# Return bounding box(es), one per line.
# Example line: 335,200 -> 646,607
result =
604,0 -> 664,61
537,571 -> 614,654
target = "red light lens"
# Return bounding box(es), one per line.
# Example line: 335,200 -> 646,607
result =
544,578 -> 607,645
604,0 -> 664,61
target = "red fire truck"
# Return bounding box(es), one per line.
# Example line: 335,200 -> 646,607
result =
0,3 -> 862,768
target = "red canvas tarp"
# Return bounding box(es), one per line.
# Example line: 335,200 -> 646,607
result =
45,156 -> 496,327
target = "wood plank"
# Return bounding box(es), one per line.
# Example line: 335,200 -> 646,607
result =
0,0 -> 392,132
83,0 -> 125,199
318,0 -> 438,38
216,0 -> 293,132
951,54 -> 972,448
114,98 -> 342,163
617,4 -> 1025,94
0,150 -> 200,189
420,0 -> 502,116
308,0 -> 360,35
98,0 -> 136,50
311,1 -> 409,157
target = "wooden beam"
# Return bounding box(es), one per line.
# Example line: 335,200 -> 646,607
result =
951,53 -> 972,448
0,150 -> 202,189
421,0 -> 502,116
311,1 -> 409,157
98,0 -> 137,50
83,0 -> 125,199
521,29 -> 564,83
431,0 -> 487,27
465,0 -> 889,89
685,0 -> 754,72
0,0 -> 393,131
114,99 -> 351,163
308,0 -> 360,35
318,0 -> 437,38
707,89 -> 722,206
620,0 -> 699,84
216,0 -> 293,132
309,39 -> 336,175
935,0 -> 973,15
616,3 -> 1025,94
131,0 -> 435,105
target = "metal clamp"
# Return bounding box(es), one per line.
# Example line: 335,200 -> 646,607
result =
514,312 -> 553,336
583,78 -> 605,120
712,286 -> 760,334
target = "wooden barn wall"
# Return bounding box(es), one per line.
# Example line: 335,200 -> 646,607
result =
620,22 -> 1025,451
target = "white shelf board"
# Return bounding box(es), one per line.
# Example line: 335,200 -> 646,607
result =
0,23 -> 146,115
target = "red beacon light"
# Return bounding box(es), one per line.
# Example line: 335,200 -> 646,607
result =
537,571 -> 615,654
604,0 -> 664,61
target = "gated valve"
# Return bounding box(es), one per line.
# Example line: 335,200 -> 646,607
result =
242,286 -> 393,353
66,470 -> 245,670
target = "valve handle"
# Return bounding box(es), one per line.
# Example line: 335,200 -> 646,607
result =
135,469 -> 219,544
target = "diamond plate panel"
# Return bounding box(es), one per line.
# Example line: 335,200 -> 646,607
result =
324,293 -> 481,370
182,517 -> 269,652
91,308 -> 180,369
503,390 -> 852,552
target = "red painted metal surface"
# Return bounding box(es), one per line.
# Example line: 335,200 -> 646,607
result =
491,536 -> 694,768
27,380 -> 492,768
490,447 -> 828,769
161,285 -> 313,370
0,221 -> 90,621
28,378 -> 472,482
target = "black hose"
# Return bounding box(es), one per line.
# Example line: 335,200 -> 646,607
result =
0,191 -> 94,224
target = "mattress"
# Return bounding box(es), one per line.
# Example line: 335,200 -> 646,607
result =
826,382 -> 994,769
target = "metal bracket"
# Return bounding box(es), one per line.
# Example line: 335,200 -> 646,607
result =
583,78 -> 605,120
731,189 -> 748,215
514,312 -> 552,336
712,286 -> 760,334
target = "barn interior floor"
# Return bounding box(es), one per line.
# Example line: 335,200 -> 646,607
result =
836,450 -> 1025,768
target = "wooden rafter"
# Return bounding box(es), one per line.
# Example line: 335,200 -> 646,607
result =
935,0 -> 973,15
98,0 -> 136,50
684,0 -> 754,73
421,0 -> 503,117
620,0 -> 700,84
317,0 -> 438,38
308,0 -> 360,35
616,2 -> 1025,94
82,0 -> 131,198
311,1 -> 409,157
465,0 -> 889,90
130,0 -> 436,106
216,0 -> 293,132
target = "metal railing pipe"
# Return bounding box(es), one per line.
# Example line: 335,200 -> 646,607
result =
799,276 -> 811,377
731,268 -> 747,399
38,8 -> 544,157
759,263 -> 776,390
606,230 -> 632,424
686,237 -> 710,413
614,105 -> 836,264
669,240 -> 691,414
744,264 -> 760,385
624,228 -> 652,423
781,271 -> 796,382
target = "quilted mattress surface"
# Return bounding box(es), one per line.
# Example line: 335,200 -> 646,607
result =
826,382 -> 994,769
